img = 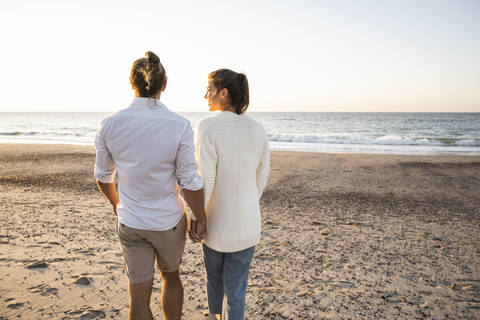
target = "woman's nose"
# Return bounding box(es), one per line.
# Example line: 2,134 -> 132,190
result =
204,92 -> 207,99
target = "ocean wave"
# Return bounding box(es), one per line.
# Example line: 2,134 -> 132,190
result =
0,131 -> 37,136
0,131 -> 88,137
268,134 -> 480,147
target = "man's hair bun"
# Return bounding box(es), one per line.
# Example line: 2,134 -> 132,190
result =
145,51 -> 160,65
130,51 -> 167,98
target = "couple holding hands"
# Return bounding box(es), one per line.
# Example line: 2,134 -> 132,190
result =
94,51 -> 270,320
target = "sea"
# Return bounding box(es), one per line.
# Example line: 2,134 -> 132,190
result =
0,112 -> 479,155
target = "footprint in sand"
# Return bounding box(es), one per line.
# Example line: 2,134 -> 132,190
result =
26,261 -> 49,269
65,306 -> 106,319
98,261 -> 123,270
73,276 -> 91,285
7,302 -> 24,309
28,284 -> 59,296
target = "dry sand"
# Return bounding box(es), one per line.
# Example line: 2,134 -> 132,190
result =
0,143 -> 479,319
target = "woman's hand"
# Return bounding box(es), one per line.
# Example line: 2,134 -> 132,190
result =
189,220 -> 206,243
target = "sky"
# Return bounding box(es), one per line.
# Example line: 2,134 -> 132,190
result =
0,0 -> 479,112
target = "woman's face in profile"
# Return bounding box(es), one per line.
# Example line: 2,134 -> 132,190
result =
205,80 -> 222,112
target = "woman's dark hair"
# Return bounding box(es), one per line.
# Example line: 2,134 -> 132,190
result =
130,51 -> 167,98
208,69 -> 249,114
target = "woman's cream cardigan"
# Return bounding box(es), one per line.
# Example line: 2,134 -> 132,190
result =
194,111 -> 270,252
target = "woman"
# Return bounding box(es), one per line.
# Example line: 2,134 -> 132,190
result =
192,69 -> 270,320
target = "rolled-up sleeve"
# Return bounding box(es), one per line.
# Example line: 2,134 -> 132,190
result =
175,123 -> 204,191
94,118 -> 116,183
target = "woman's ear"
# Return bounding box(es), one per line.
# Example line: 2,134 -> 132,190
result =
220,88 -> 229,99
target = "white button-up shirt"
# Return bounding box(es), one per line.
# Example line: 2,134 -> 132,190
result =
94,98 -> 203,231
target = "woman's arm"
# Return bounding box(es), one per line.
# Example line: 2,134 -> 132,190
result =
256,136 -> 270,199
195,122 -> 218,214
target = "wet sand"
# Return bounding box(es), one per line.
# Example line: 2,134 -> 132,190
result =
0,143 -> 479,319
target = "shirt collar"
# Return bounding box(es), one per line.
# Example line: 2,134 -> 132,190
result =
221,110 -> 243,117
130,97 -> 166,109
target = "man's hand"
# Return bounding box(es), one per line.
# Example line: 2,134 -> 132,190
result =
97,181 -> 119,216
188,221 -> 198,242
112,202 -> 118,216
189,220 -> 206,243
182,188 -> 206,242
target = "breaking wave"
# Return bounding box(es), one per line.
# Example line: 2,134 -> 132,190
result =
268,134 -> 480,147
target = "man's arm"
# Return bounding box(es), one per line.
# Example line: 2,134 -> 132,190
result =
183,188 -> 206,242
175,123 -> 207,242
96,181 -> 119,216
94,118 -> 119,215
183,189 -> 206,223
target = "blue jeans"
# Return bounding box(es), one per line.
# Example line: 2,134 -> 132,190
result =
202,244 -> 255,320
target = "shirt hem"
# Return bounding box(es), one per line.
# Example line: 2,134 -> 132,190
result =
204,235 -> 260,253
118,213 -> 183,231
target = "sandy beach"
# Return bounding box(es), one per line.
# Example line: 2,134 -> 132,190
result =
0,143 -> 479,319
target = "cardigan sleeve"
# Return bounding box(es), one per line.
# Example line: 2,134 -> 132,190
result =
256,134 -> 270,199
194,120 -> 218,220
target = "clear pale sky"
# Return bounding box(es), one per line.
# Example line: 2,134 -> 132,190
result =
1,0 -> 479,112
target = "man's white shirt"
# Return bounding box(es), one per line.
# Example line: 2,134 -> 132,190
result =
94,98 -> 203,231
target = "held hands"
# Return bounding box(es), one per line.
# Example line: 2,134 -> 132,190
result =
189,220 -> 206,243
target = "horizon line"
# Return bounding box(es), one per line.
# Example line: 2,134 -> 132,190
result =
1,110 -> 480,113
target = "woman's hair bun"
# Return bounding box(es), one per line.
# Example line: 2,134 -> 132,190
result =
145,51 -> 160,65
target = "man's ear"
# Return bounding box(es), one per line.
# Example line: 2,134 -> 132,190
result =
161,78 -> 168,92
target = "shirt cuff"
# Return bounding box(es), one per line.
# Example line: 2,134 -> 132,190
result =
94,166 -> 116,183
178,174 -> 204,191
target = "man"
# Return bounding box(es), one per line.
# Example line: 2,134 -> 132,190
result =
95,51 -> 206,320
